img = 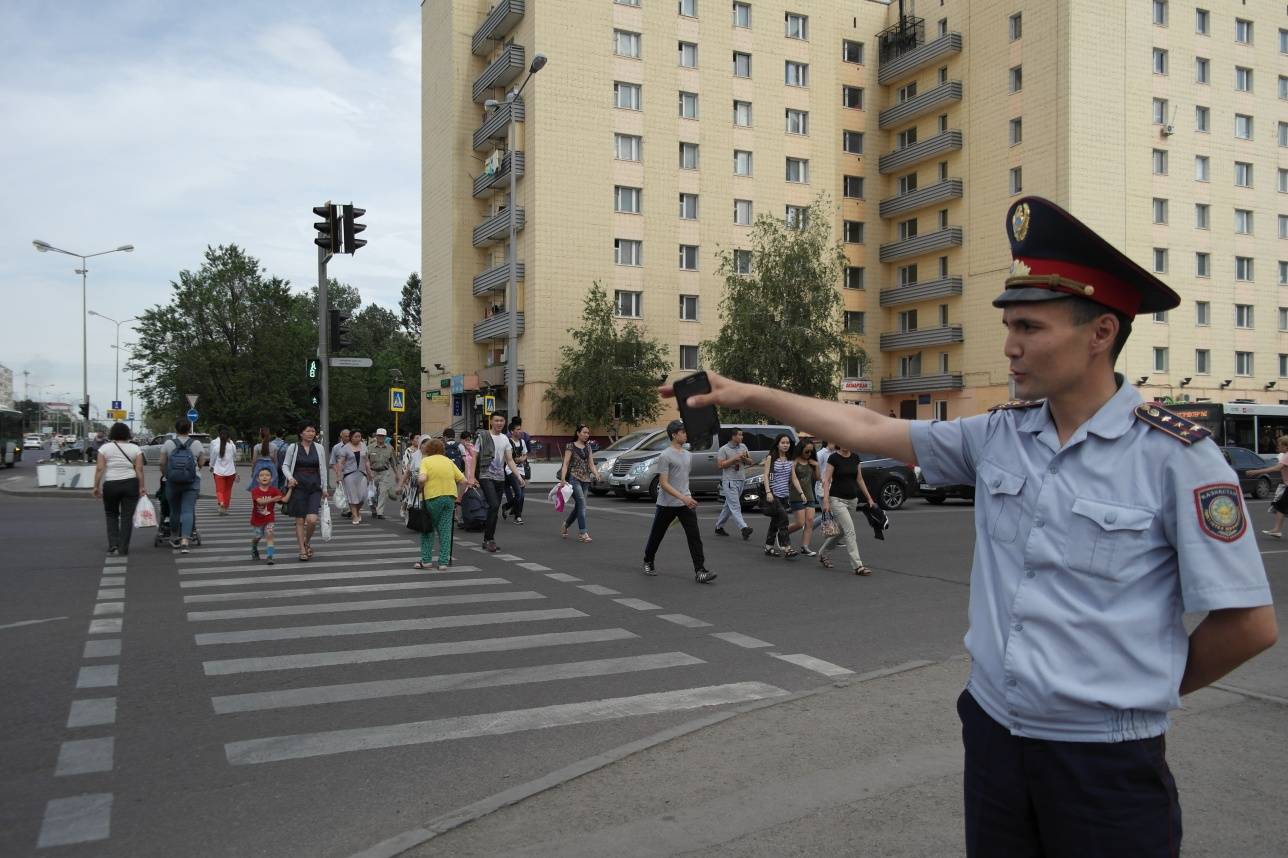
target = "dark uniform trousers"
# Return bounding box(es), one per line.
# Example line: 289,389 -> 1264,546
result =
958,690 -> 1181,858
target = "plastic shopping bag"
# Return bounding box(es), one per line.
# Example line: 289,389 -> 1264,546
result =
332,483 -> 348,510
319,502 -> 333,541
132,496 -> 158,529
548,483 -> 573,513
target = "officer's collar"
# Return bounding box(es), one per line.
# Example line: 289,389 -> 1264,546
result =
1019,373 -> 1141,445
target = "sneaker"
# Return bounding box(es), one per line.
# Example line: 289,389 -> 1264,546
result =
714,527 -> 729,537
642,561 -> 657,576
800,547 -> 817,557
515,516 -> 524,525
484,540 -> 499,552
741,526 -> 755,541
251,545 -> 260,561
266,557 -> 275,565
107,546 -> 119,556
764,546 -> 781,557
695,568 -> 717,584
1262,530 -> 1283,539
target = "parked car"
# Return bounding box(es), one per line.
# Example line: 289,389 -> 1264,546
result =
1220,445 -> 1282,499
589,428 -> 662,495
735,451 -> 918,511
141,432 -> 212,464
611,424 -> 797,501
918,469 -> 975,505
23,434 -> 44,449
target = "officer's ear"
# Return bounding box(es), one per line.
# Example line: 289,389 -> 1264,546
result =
1086,312 -> 1121,363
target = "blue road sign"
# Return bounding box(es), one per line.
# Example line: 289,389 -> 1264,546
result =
111,400 -> 122,410
187,409 -> 199,422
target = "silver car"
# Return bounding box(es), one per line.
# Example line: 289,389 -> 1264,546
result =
589,428 -> 662,495
610,424 -> 797,501
141,432 -> 211,464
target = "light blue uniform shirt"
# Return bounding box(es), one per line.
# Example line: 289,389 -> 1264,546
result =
911,377 -> 1272,742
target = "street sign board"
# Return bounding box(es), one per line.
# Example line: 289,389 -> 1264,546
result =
483,395 -> 496,416
186,394 -> 199,408
389,387 -> 406,413
440,378 -> 451,388
452,395 -> 462,417
111,400 -> 122,410
128,412 -> 135,420
106,409 -> 127,421
451,375 -> 464,395
329,357 -> 373,368
187,409 -> 199,422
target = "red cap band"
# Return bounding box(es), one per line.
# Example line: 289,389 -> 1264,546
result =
1012,256 -> 1143,316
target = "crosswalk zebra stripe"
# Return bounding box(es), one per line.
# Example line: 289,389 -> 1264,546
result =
177,546 -> 410,564
180,568 -> 487,589
187,590 -> 544,621
210,652 -> 706,714
224,681 -> 788,764
193,608 -> 587,645
180,557 -> 413,575
202,628 -> 638,676
183,578 -> 507,604
193,534 -> 395,548
769,653 -> 855,677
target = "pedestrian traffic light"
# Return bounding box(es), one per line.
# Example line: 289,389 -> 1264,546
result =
328,307 -> 353,351
342,204 -> 367,255
313,203 -> 339,253
78,402 -> 89,419
310,386 -> 322,407
306,357 -> 319,380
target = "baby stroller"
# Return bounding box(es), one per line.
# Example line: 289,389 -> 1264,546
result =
154,475 -> 202,548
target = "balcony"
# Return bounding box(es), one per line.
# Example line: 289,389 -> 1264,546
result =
879,80 -> 963,130
880,373 -> 964,394
473,96 -> 525,151
473,260 -> 525,296
879,32 -> 963,85
879,277 -> 963,308
876,15 -> 925,64
473,151 -> 525,197
879,130 -> 962,174
472,207 -> 525,246
473,43 -> 525,103
879,227 -> 963,262
879,179 -> 963,219
473,311 -> 526,343
879,325 -> 964,352
471,0 -> 526,56
478,364 -> 526,387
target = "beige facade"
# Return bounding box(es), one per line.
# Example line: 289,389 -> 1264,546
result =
422,0 -> 1288,439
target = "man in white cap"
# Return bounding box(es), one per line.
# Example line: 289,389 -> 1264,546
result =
367,428 -> 396,519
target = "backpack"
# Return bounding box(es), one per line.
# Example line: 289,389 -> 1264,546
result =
166,438 -> 198,484
444,440 -> 465,470
459,487 -> 488,531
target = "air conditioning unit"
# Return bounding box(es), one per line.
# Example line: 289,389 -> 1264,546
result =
1162,124 -> 1175,136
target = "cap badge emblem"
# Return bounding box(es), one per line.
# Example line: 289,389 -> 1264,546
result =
1008,258 -> 1031,277
1012,202 -> 1031,241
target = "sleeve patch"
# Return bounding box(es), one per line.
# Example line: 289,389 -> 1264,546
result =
1194,483 -> 1247,542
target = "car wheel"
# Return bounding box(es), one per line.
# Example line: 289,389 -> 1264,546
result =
648,476 -> 660,502
1254,477 -> 1273,500
879,480 -> 906,511
924,496 -> 946,505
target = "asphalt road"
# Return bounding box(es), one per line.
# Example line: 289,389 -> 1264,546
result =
1,479 -> 1283,857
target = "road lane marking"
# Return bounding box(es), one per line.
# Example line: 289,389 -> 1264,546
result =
179,568 -> 489,589
493,553 -> 524,561
83,639 -> 121,658
54,737 -> 115,776
517,562 -> 552,571
183,577 -> 506,604
100,576 -> 125,586
202,628 -> 639,676
579,585 -> 620,596
179,557 -> 413,575
104,557 -> 127,566
211,652 -> 705,714
187,591 -> 544,621
712,631 -> 773,649
193,608 -> 587,645
770,652 -> 855,677
614,598 -> 662,611
546,573 -> 582,582
194,534 -> 393,548
92,602 -> 123,616
67,698 -> 117,729
658,614 -> 712,629
176,545 -> 411,563
224,681 -> 789,764
76,665 -> 119,688
88,619 -> 122,635
36,794 -> 112,847
97,589 -> 125,601
0,616 -> 67,630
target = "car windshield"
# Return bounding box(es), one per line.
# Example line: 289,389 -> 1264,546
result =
605,431 -> 652,452
640,432 -> 671,451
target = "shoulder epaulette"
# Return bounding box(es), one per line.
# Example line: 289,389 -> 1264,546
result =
1133,403 -> 1212,445
988,399 -> 1044,412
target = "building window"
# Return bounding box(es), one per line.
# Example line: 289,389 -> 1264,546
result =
785,157 -> 809,183
1195,56 -> 1210,83
734,149 -> 753,175
938,66 -> 948,85
679,91 -> 699,119
1153,0 -> 1167,26
1153,347 -> 1169,372
900,354 -> 922,378
614,81 -> 641,110
1235,209 -> 1253,235
1281,170 -> 1288,193
896,127 -> 917,149
1009,166 -> 1023,195
1236,351 -> 1254,376
934,399 -> 949,419
615,289 -> 642,317
898,264 -> 918,286
1009,65 -> 1022,92
785,12 -> 808,40
842,131 -> 864,154
844,220 -> 865,243
1009,13 -> 1022,41
678,244 -> 699,270
1281,354 -> 1288,378
734,198 -> 753,225
679,193 -> 699,220
843,40 -> 864,64
733,100 -> 753,127
897,81 -> 917,103
733,51 -> 752,77
678,41 -> 698,68
1196,301 -> 1210,325
898,172 -> 918,195
679,141 -> 700,170
1152,198 -> 1168,224
1153,248 -> 1168,273
785,61 -> 809,87
1236,18 -> 1252,45
1195,105 -> 1209,132
615,186 -> 642,214
843,175 -> 864,199
938,209 -> 949,230
1281,214 -> 1288,239
1281,76 -> 1288,100
1152,48 -> 1168,75
898,309 -> 918,332
616,0 -> 640,5
614,239 -> 642,267
1196,252 -> 1210,277
1282,27 -> 1288,53
842,86 -> 864,109
1009,117 -> 1022,145
1195,203 -> 1210,229
1152,149 -> 1168,175
614,30 -> 641,58
1154,310 -> 1169,324
1196,8 -> 1209,35
1195,349 -> 1211,374
1235,161 -> 1253,187
937,17 -> 948,37
1235,114 -> 1253,139
680,295 -> 699,321
678,0 -> 697,16
844,355 -> 865,378
732,1 -> 750,28
1235,66 -> 1253,92
785,108 -> 809,135
679,345 -> 700,370
1280,122 -> 1288,148
938,304 -> 950,326
898,218 -> 918,240
937,113 -> 949,132
733,249 -> 752,274
1152,98 -> 1168,125
614,133 -> 642,161
939,256 -> 950,278
1194,154 -> 1208,181
785,205 -> 808,229
844,266 -> 865,290
843,311 -> 865,334
1281,260 -> 1288,285
1236,256 -> 1254,281
1281,308 -> 1288,332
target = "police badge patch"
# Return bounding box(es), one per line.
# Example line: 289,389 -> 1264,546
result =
1194,483 -> 1246,542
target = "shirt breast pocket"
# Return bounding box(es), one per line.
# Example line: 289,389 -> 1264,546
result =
1068,498 -> 1155,580
979,460 -> 1026,544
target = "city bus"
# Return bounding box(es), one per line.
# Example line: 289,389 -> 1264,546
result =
0,406 -> 23,467
1163,401 -> 1288,456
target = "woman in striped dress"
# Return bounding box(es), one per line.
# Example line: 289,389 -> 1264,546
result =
761,433 -> 802,558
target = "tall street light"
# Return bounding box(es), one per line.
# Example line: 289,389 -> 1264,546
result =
32,240 -> 134,440
111,342 -> 138,430
486,51 -> 547,421
89,310 -> 138,403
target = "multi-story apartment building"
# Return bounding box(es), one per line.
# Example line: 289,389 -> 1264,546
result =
422,0 -> 1288,440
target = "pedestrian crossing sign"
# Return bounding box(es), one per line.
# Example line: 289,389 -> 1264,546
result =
389,387 -> 406,413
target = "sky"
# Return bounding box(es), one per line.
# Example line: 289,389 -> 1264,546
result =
0,0 -> 420,419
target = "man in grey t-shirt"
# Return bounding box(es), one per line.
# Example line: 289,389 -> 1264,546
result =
642,420 -> 716,583
714,429 -> 754,539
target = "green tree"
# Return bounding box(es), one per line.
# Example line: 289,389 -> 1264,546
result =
544,282 -> 669,440
399,272 -> 421,341
702,195 -> 866,422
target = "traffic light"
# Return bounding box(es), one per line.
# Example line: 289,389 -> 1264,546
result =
306,357 -> 319,380
328,307 -> 353,351
342,204 -> 367,255
313,203 -> 339,254
78,403 -> 90,419
310,386 -> 321,407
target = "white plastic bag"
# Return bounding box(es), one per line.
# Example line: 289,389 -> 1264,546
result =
332,483 -> 348,510
132,496 -> 158,529
319,502 -> 333,541
548,483 -> 573,513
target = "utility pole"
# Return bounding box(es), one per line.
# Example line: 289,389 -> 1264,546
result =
318,242 -> 331,452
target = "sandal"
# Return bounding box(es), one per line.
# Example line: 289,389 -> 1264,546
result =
578,533 -> 593,543
561,524 -> 570,539
818,555 -> 834,569
413,562 -> 429,570
298,553 -> 311,562
305,545 -> 314,558
854,565 -> 872,576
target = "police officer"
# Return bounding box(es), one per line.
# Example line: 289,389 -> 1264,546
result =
668,196 -> 1277,856
367,428 -> 396,519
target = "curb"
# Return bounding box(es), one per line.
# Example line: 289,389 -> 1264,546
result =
346,659 -> 939,858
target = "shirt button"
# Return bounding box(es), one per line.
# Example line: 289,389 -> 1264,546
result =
991,478 -> 1001,488
1026,570 -> 1035,579
1006,678 -> 1017,687
1048,464 -> 1059,475
1014,623 -> 1024,632
1104,510 -> 1118,524
1034,518 -> 1045,528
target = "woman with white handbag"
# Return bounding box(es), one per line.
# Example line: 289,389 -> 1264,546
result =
817,447 -> 876,576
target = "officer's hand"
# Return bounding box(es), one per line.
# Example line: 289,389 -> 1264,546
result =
659,370 -> 751,411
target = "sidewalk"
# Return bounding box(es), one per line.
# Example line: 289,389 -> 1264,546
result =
361,656 -> 1288,858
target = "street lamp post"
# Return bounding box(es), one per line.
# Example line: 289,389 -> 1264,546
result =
32,240 -> 134,440
111,343 -> 137,430
89,311 -> 138,404
486,51 -> 547,421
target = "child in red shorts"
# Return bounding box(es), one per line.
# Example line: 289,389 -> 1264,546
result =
250,467 -> 288,564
